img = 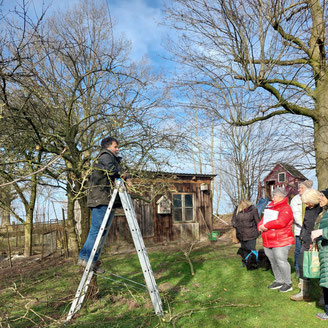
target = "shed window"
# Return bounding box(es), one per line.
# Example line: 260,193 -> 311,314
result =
172,194 -> 194,222
278,172 -> 286,182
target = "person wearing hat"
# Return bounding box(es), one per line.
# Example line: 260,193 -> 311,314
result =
258,187 -> 295,292
290,180 -> 313,278
311,188 -> 328,320
290,188 -> 322,301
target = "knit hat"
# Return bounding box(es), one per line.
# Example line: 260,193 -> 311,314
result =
300,180 -> 313,189
321,188 -> 328,199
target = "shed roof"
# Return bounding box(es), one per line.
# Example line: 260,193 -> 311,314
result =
140,171 -> 216,179
276,163 -> 307,180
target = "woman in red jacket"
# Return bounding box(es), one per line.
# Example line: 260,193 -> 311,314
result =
258,187 -> 295,293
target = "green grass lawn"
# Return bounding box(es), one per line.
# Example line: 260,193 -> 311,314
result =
0,241 -> 326,327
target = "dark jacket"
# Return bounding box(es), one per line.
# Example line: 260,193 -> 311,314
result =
232,205 -> 260,242
87,149 -> 122,208
300,204 -> 322,248
258,197 -> 295,248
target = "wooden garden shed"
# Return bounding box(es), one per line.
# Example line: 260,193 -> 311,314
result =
107,172 -> 216,246
257,163 -> 307,200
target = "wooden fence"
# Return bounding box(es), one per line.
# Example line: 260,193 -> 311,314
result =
0,220 -> 69,264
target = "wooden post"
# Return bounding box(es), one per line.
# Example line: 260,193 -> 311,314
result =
41,233 -> 44,261
6,226 -> 12,268
55,220 -> 58,252
15,224 -> 18,247
62,208 -> 69,258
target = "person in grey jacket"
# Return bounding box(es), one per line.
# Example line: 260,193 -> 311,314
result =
232,200 -> 261,251
78,137 -> 129,273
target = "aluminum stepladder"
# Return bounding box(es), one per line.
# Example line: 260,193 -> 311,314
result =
66,179 -> 163,322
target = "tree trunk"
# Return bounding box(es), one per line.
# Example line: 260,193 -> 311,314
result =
78,196 -> 90,247
23,171 -> 38,257
1,210 -> 10,226
314,75 -> 328,189
66,180 -> 79,257
314,117 -> 328,189
0,186 -> 13,226
24,213 -> 33,257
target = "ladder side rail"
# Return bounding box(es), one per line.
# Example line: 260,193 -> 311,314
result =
70,205 -> 116,319
125,193 -> 160,290
118,189 -> 163,315
119,185 -> 162,300
66,188 -> 118,321
124,191 -> 159,289
122,199 -> 163,315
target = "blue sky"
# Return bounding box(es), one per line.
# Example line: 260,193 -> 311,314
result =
1,0 -> 172,71
108,0 -> 171,68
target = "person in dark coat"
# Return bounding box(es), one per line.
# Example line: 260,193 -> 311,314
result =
311,188 -> 328,320
290,188 -> 322,301
78,137 -> 129,273
232,199 -> 260,251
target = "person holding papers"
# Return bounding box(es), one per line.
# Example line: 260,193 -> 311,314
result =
258,187 -> 295,292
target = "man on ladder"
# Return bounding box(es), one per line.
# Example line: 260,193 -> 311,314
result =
67,137 -> 163,321
78,136 -> 130,273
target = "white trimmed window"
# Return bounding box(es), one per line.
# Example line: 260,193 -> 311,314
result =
172,193 -> 194,222
278,172 -> 286,182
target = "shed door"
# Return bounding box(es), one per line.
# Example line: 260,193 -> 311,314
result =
133,198 -> 154,238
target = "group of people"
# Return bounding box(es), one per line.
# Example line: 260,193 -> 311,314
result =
232,181 -> 328,320
75,136 -> 328,320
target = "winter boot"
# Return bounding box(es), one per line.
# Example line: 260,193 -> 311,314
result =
290,279 -> 311,301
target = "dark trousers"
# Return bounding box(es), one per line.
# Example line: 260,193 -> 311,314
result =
323,287 -> 328,314
294,236 -> 301,271
241,239 -> 256,251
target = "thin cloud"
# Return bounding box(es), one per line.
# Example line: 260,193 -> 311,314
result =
108,0 -> 168,62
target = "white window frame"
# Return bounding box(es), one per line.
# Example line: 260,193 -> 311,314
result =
278,172 -> 286,182
172,193 -> 195,222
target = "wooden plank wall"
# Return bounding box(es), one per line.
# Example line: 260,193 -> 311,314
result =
107,176 -> 214,245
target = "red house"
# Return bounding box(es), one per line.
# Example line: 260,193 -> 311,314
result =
258,163 -> 308,200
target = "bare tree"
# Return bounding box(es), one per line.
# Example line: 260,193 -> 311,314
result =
165,0 -> 328,188
0,0 -> 178,255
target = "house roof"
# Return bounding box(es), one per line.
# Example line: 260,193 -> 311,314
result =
140,171 -> 217,179
277,163 -> 307,180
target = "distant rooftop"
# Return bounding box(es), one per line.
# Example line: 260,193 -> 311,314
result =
278,163 -> 307,180
137,171 -> 217,179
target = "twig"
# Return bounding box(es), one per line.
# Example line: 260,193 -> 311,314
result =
0,148 -> 66,188
9,283 -> 56,325
180,241 -> 197,276
124,282 -> 140,305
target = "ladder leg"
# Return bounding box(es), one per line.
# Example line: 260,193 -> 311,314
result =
66,188 -> 118,322
118,183 -> 164,316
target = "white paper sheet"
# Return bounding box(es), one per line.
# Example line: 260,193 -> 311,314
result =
263,209 -> 279,224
